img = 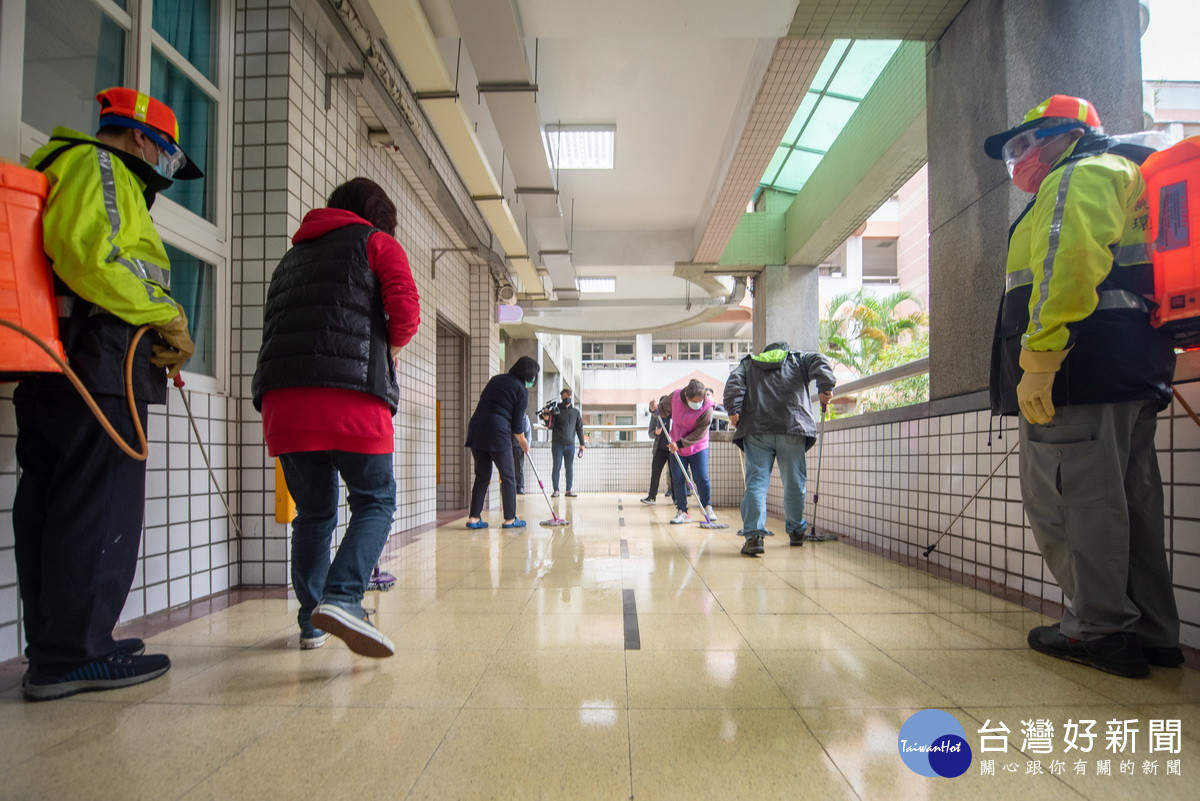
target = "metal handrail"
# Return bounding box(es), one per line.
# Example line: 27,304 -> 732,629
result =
828,357 -> 929,400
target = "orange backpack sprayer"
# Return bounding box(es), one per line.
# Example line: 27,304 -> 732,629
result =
1143,135 -> 1200,350
0,160 -> 150,459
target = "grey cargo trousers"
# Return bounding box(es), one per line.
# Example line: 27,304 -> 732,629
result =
1019,399 -> 1179,646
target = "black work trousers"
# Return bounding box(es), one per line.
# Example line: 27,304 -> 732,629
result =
512,444 -> 525,493
647,446 -> 673,499
469,446 -> 517,520
12,383 -> 150,668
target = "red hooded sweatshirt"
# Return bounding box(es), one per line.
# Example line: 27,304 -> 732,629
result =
261,208 -> 420,456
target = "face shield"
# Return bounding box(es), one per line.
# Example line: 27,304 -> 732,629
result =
1001,123 -> 1087,180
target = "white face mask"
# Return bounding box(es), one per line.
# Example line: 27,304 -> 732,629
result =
687,399 -> 703,410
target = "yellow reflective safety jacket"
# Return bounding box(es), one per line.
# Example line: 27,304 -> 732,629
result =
28,128 -> 178,401
989,134 -> 1175,415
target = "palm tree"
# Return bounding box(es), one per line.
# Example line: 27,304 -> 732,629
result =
820,288 -> 926,378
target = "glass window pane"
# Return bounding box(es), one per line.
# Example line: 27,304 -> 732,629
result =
826,40 -> 901,100
153,0 -> 217,81
761,146 -> 789,186
164,243 -> 215,377
151,50 -> 215,220
795,96 -> 859,152
810,40 -> 850,90
23,0 -> 126,136
782,93 -> 820,144
775,150 -> 822,191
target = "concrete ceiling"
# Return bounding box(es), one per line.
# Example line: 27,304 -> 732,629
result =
373,0 -> 968,334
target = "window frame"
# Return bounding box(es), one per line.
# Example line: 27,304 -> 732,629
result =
12,0 -> 233,394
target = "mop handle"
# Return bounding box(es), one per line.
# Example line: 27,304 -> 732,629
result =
656,412 -> 716,524
0,317 -> 149,460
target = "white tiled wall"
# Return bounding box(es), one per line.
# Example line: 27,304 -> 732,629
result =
814,380 -> 1200,650
0,0 -> 503,663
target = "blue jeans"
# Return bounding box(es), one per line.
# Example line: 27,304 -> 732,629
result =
551,442 -> 576,491
740,433 -> 809,538
668,447 -> 710,512
280,451 -> 396,632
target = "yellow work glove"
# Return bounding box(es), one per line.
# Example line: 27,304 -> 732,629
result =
151,308 -> 195,379
1016,348 -> 1070,425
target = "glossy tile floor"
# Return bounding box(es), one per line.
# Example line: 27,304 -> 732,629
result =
2,493 -> 1198,800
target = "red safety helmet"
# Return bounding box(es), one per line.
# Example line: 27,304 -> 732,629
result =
984,94 -> 1102,160
95,87 -> 203,179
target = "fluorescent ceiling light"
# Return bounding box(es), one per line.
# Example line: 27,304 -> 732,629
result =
575,277 -> 616,293
545,125 -> 616,170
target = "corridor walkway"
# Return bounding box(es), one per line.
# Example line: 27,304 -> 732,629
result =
1,493 -> 1197,800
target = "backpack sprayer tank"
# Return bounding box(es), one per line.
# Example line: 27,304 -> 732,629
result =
1143,135 -> 1200,349
0,162 -> 66,377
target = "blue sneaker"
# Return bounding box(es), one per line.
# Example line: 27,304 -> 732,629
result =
310,603 -> 395,658
24,652 -> 171,701
466,520 -> 488,530
501,519 -> 527,528
300,628 -> 329,650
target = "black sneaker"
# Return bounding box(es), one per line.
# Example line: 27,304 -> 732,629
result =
24,652 -> 171,701
115,637 -> 146,656
565,491 -> 578,497
1027,625 -> 1149,679
740,535 -> 764,557
1144,645 -> 1185,668
640,497 -> 656,505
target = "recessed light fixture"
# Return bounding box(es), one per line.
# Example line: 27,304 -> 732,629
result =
545,124 -> 616,170
575,277 -> 616,293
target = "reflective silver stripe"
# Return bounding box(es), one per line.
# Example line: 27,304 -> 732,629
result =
1095,288 -> 1149,312
95,150 -> 174,305
1111,242 -> 1150,267
1006,268 -> 1034,292
131,258 -> 170,289
1028,162 -> 1077,343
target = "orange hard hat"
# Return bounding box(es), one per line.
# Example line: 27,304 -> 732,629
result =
95,87 -> 203,179
984,94 -> 1102,160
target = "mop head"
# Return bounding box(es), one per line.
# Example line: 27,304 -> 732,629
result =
804,531 -> 837,542
699,520 -> 729,529
368,568 -> 396,591
540,517 -> 570,527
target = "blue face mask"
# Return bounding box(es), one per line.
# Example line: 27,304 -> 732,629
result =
687,399 -> 703,410
525,379 -> 535,388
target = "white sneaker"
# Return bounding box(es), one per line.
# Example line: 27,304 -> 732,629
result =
670,512 -> 691,524
300,631 -> 328,650
704,506 -> 717,521
551,491 -> 561,498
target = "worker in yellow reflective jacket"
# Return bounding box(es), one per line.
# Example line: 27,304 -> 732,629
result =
15,88 -> 202,701
985,95 -> 1181,679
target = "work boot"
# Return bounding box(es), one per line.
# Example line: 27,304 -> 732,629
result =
740,534 -> 765,557
1027,625 -> 1149,678
1144,645 -> 1185,667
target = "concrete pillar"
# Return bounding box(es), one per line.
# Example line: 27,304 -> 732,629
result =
926,0 -> 1144,400
846,236 -> 864,284
751,264 -> 821,353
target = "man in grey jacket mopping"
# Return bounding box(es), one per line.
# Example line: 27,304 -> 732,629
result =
724,342 -> 835,556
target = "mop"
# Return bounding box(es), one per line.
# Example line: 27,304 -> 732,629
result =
527,456 -> 569,527
368,565 -> 396,591
670,450 -> 728,529
804,402 -> 837,541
